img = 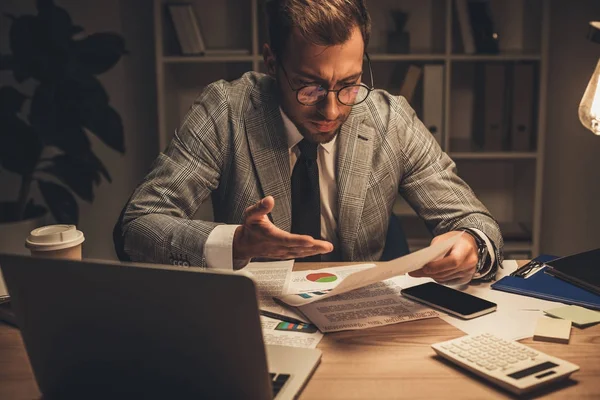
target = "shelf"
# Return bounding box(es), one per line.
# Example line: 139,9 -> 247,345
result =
163,55 -> 256,63
449,152 -> 537,160
368,54 -> 446,62
450,54 -> 541,61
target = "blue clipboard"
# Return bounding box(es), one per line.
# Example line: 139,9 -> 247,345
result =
491,255 -> 600,310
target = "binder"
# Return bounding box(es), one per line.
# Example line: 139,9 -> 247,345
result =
510,63 -> 535,151
491,255 -> 600,311
455,0 -> 476,54
422,64 -> 444,145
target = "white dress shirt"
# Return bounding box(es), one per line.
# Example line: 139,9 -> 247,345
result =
204,108 -> 495,276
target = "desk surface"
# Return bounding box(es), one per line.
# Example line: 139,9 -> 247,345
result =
1,262 -> 599,399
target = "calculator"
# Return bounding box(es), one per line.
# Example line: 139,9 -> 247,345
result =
431,333 -> 579,395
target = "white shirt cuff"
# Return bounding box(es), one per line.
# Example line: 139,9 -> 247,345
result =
204,224 -> 241,270
468,228 -> 496,279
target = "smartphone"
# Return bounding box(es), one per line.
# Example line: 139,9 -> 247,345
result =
401,282 -> 497,319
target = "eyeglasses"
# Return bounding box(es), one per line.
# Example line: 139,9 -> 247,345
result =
279,53 -> 375,106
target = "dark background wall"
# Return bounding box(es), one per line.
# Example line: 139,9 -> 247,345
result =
1,0 -> 599,259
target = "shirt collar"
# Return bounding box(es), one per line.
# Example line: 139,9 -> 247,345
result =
279,107 -> 336,154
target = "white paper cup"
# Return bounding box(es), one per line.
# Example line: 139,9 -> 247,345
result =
25,225 -> 85,260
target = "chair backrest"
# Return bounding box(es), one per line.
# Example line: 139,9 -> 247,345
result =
381,214 -> 410,261
113,205 -> 131,262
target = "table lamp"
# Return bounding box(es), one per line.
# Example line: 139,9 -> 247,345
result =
579,21 -> 600,135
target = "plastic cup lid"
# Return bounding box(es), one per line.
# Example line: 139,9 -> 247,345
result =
25,224 -> 85,251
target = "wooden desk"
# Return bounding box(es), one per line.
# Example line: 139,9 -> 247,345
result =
1,262 -> 599,399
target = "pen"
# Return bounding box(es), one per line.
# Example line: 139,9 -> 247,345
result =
259,309 -> 308,325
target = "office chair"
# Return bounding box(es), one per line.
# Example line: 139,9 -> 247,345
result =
380,214 -> 410,261
113,205 -> 131,262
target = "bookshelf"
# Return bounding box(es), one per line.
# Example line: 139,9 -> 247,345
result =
154,0 -> 549,258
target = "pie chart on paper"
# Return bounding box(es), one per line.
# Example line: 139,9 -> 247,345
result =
306,272 -> 338,283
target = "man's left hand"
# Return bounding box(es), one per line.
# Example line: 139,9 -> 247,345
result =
409,231 -> 479,285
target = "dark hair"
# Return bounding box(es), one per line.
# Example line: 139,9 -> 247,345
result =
265,0 -> 371,60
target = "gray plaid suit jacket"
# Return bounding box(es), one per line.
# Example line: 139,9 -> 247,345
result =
118,72 -> 503,277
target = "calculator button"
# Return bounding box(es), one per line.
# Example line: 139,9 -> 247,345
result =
507,358 -> 518,364
496,361 -> 508,368
516,354 -> 528,361
485,364 -> 498,371
459,352 -> 469,358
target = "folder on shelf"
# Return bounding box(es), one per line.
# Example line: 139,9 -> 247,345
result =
472,63 -> 508,151
398,65 -> 423,105
510,63 -> 535,151
491,255 -> 600,310
422,64 -> 444,146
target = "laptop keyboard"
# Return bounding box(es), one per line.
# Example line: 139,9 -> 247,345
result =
269,372 -> 290,397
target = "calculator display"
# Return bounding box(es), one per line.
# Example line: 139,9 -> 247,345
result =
507,361 -> 559,379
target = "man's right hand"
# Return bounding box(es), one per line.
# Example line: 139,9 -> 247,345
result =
232,196 -> 333,266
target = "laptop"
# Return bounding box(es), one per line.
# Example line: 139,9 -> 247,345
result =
0,254 -> 321,399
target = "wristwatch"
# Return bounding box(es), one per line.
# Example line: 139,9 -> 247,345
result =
460,228 -> 489,274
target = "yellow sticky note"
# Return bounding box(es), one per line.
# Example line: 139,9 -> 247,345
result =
533,316 -> 572,344
544,305 -> 600,327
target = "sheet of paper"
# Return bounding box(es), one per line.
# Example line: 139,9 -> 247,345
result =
544,305 -> 600,327
399,260 -> 565,340
278,234 -> 461,307
296,276 -> 438,332
260,315 -> 323,348
244,260 -> 294,313
288,264 -> 376,293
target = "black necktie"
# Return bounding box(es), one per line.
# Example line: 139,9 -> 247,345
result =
291,139 -> 321,262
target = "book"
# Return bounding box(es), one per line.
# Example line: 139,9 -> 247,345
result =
167,4 -> 250,56
455,0 -> 476,54
398,65 -> 422,104
168,4 -> 197,55
422,64 -> 444,145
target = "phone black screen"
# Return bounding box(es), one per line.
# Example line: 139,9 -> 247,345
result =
401,282 -> 496,317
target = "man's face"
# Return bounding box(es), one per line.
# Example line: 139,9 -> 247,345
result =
265,26 -> 365,144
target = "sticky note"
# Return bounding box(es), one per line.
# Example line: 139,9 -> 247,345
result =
533,316 -> 572,344
544,305 -> 600,327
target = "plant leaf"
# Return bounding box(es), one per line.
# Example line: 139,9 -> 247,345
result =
0,115 -> 41,175
42,153 -> 105,202
74,33 -> 127,75
47,75 -> 125,153
38,179 -> 78,224
29,82 -> 92,154
82,105 -> 125,153
0,86 -> 28,114
0,53 -> 15,71
0,87 -> 41,175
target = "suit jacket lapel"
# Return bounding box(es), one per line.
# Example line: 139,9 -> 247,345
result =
336,104 -> 374,260
244,78 -> 292,232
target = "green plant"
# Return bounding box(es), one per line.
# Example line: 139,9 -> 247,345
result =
0,0 -> 127,224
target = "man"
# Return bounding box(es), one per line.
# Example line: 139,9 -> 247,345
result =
114,0 -> 503,284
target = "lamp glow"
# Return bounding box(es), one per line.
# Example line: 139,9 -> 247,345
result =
579,21 -> 600,136
579,58 -> 600,136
